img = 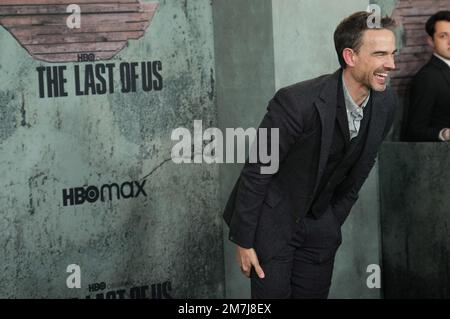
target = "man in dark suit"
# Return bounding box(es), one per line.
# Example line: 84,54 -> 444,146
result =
406,11 -> 450,142
223,11 -> 397,299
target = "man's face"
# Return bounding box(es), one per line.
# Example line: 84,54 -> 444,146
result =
350,29 -> 397,92
430,21 -> 450,59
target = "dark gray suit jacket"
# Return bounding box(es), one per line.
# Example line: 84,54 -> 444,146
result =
223,69 -> 396,263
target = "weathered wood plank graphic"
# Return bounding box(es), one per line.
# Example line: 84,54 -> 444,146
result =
0,0 -> 159,63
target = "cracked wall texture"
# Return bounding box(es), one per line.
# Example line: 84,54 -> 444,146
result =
380,143 -> 450,298
0,0 -> 223,298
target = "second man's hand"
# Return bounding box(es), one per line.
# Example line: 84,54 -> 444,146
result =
443,128 -> 450,141
236,245 -> 265,279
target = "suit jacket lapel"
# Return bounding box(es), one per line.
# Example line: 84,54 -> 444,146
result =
430,55 -> 450,88
336,104 -> 351,147
336,74 -> 351,147
357,90 -> 387,164
312,70 -> 340,195
312,69 -> 388,196
440,66 -> 450,89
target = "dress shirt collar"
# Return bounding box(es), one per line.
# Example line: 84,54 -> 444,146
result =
434,53 -> 450,68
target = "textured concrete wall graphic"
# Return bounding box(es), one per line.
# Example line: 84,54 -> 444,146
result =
380,143 -> 450,298
0,0 -> 223,298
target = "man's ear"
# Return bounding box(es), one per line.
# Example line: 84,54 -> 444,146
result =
427,36 -> 435,49
342,48 -> 356,68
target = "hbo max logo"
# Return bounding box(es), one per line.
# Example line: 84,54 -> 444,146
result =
62,180 -> 147,206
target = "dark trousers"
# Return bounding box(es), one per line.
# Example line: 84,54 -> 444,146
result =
250,206 -> 342,299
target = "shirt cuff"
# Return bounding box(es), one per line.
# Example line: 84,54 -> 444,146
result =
439,128 -> 447,142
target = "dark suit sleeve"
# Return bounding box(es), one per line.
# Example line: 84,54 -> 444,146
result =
331,92 -> 397,225
407,69 -> 443,141
228,88 -> 304,248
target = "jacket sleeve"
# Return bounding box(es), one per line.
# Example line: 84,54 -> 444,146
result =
228,88 -> 304,248
331,92 -> 397,225
407,69 -> 443,142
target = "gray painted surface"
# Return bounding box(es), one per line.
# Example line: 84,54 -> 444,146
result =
0,0 -> 223,298
213,0 -> 276,299
370,0 -> 397,17
272,0 -> 370,88
380,142 -> 450,298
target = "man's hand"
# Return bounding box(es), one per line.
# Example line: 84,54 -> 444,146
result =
236,246 -> 265,279
443,128 -> 450,141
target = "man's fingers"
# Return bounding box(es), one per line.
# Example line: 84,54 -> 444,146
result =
252,260 -> 265,279
240,264 -> 251,278
236,246 -> 265,279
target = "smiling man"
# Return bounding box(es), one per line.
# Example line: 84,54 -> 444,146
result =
223,11 -> 397,299
406,11 -> 450,142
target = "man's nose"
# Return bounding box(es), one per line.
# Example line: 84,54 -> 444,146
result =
385,56 -> 396,70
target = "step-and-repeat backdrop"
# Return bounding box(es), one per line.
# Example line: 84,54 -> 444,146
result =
0,0 -> 223,298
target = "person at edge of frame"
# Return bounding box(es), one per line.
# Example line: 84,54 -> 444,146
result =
406,11 -> 450,142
